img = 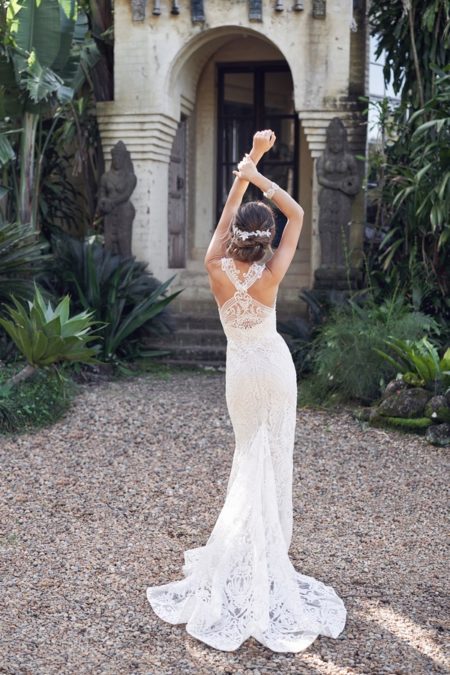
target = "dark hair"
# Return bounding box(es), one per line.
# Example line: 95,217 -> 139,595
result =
226,201 -> 276,263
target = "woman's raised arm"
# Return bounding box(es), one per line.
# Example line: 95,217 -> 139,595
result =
204,130 -> 276,267
233,155 -> 304,283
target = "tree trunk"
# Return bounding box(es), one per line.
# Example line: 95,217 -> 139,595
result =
407,4 -> 424,109
18,111 -> 39,227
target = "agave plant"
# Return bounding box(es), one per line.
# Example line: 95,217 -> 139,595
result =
374,337 -> 450,392
0,285 -> 100,385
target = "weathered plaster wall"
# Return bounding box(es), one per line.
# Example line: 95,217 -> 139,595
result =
97,0 -> 368,312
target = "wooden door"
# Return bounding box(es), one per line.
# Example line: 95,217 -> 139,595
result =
168,117 -> 187,268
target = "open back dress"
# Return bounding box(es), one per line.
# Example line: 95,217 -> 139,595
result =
146,256 -> 347,652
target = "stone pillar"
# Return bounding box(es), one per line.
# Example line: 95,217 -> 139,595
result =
96,105 -> 178,281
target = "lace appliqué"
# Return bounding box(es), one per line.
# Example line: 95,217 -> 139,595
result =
219,258 -> 273,330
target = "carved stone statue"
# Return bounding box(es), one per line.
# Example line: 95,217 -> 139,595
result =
316,117 -> 361,268
97,141 -> 137,258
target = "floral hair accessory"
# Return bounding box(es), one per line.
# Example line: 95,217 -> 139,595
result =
233,226 -> 272,240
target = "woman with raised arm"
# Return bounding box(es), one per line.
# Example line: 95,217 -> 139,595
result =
147,130 -> 347,652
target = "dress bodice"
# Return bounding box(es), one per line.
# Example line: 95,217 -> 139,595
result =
217,257 -> 277,345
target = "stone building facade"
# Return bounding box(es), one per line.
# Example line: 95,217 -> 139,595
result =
97,0 -> 369,313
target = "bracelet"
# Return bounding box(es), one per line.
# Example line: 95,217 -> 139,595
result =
263,181 -> 280,200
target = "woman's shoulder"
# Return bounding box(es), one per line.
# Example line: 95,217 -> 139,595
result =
204,255 -> 226,273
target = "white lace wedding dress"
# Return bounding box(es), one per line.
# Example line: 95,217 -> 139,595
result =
146,256 -> 347,652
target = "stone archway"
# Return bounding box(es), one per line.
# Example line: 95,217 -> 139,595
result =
165,25 -> 293,121
96,1 -> 366,309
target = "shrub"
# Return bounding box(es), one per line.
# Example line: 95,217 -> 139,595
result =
302,295 -> 439,404
0,368 -> 73,433
278,290 -> 328,377
39,234 -> 181,362
0,220 -> 49,306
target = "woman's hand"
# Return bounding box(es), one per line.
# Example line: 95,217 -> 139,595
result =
252,129 -> 276,155
232,154 -> 259,183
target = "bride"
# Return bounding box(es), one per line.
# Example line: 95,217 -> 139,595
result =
146,130 -> 347,652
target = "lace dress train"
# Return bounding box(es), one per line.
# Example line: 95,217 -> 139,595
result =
146,257 -> 347,652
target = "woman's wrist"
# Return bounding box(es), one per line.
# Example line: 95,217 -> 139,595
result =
248,147 -> 264,165
251,171 -> 272,192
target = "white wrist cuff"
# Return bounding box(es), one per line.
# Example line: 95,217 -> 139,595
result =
263,181 -> 280,200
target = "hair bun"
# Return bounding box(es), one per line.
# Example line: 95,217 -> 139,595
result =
225,201 -> 276,263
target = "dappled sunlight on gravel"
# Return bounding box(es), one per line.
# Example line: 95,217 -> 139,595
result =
0,371 -> 447,674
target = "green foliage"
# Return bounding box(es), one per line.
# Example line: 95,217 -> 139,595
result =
303,295 -> 439,404
38,96 -> 102,237
0,382 -> 17,431
0,285 -> 100,368
278,290 -> 329,377
0,0 -> 101,228
366,0 -> 450,325
0,366 -> 73,433
0,219 -> 49,306
364,69 -> 450,324
39,235 -> 181,362
0,328 -> 18,362
368,0 -> 449,108
374,337 -> 450,393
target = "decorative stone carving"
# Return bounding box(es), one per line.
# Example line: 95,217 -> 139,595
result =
312,0 -> 326,18
131,0 -> 146,21
249,0 -> 262,21
191,0 -> 205,23
316,117 -> 361,268
293,1 -> 304,10
97,141 -> 137,258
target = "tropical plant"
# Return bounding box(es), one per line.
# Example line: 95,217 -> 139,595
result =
366,0 -> 450,324
0,219 -> 50,307
301,294 -> 439,404
278,290 -> 331,377
369,0 -> 450,109
374,337 -> 450,392
39,234 -> 181,362
363,68 -> 450,324
0,285 -> 100,385
0,0 -> 101,228
82,0 -> 114,102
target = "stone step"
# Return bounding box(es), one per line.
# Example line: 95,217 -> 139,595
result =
162,327 -> 226,347
153,358 -> 226,371
148,343 -> 226,363
173,313 -> 224,330
145,311 -> 299,368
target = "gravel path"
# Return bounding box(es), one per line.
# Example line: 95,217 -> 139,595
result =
0,370 -> 448,675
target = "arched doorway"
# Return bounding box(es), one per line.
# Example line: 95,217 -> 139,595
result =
166,29 -> 313,311
217,62 -> 298,246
